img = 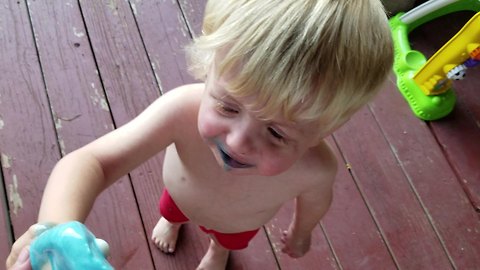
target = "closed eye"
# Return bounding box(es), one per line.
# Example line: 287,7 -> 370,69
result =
268,127 -> 284,140
216,102 -> 239,115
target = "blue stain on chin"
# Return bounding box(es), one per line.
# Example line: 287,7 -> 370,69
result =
212,139 -> 252,171
30,221 -> 113,270
213,139 -> 232,171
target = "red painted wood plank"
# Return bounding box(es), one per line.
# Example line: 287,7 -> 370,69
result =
0,0 -> 59,258
321,138 -> 397,269
430,108 -> 480,210
70,0 -> 170,268
333,107 -> 453,269
178,0 -> 207,36
129,0 -> 195,92
24,0 -> 154,268
78,0 -> 160,126
0,174 -> 11,264
370,80 -> 480,268
408,11 -> 480,209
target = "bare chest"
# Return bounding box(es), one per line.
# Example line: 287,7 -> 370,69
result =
161,143 -> 304,231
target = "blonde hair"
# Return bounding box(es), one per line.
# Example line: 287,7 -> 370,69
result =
187,0 -> 393,135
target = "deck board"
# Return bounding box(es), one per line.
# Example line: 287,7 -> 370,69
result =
333,107 -> 453,269
131,0 -> 195,92
370,83 -> 480,269
0,0 -> 60,244
430,109 -> 480,210
74,0 -> 168,268
178,0 -> 207,36
24,0 -> 154,268
0,172 -> 11,264
321,138 -> 397,269
1,1 -> 479,269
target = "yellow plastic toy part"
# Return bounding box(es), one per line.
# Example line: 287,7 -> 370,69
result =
413,12 -> 480,95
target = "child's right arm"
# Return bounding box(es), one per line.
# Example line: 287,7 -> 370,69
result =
6,85 -> 199,269
38,87 -> 189,222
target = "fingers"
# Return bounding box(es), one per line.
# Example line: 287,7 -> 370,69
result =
280,230 -> 287,243
6,225 -> 34,268
280,230 -> 293,257
6,223 -> 54,268
279,230 -> 309,258
8,246 -> 31,270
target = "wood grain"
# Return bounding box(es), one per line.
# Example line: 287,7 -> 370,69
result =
370,81 -> 480,269
321,138 -> 398,269
334,107 -> 453,269
25,0 -> 153,268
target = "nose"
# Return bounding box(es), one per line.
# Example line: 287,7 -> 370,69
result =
225,118 -> 257,156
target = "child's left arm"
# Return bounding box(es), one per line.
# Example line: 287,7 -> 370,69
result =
281,176 -> 334,258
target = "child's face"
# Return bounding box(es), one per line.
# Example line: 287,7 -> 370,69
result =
197,73 -> 321,176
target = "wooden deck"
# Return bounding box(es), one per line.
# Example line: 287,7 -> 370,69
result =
0,1 -> 479,269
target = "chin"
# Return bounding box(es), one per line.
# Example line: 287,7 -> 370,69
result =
256,164 -> 292,177
226,168 -> 259,176
257,170 -> 284,177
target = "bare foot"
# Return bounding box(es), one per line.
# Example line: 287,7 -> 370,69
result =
151,217 -> 182,254
196,239 -> 230,270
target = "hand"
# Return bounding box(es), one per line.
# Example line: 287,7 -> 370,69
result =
7,246 -> 31,270
280,229 -> 311,258
6,224 -> 52,269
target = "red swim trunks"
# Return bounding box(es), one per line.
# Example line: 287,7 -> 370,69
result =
159,189 -> 259,250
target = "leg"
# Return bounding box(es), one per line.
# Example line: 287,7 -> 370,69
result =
195,227 -> 259,269
151,217 -> 182,254
153,189 -> 190,254
197,237 -> 230,270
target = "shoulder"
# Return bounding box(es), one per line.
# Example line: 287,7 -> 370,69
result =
158,83 -> 205,134
113,83 -> 205,146
141,83 -> 204,127
297,140 -> 338,191
312,140 -> 338,178
157,83 -> 204,111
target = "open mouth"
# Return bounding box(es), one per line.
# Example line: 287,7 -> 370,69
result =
216,145 -> 253,170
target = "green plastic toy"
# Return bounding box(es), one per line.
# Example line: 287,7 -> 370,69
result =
389,0 -> 480,120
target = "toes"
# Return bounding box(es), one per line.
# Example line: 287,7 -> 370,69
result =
168,244 -> 175,254
159,242 -> 167,253
154,240 -> 175,254
151,218 -> 180,254
163,243 -> 175,254
151,236 -> 160,247
152,236 -> 167,252
161,242 -> 169,253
